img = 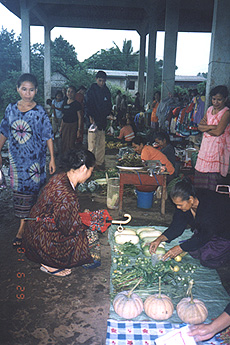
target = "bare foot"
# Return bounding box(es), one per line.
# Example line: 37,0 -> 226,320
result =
41,264 -> 71,276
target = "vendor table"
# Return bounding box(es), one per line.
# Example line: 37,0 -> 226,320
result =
118,170 -> 167,215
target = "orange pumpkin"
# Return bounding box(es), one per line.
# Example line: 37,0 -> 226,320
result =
176,279 -> 208,324
113,291 -> 143,319
144,277 -> 174,320
144,294 -> 174,320
177,297 -> 208,324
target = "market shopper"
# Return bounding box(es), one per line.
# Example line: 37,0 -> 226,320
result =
117,118 -> 135,144
149,179 -> 230,268
0,73 -> 56,247
23,149 -> 98,277
188,303 -> 230,342
194,85 -> 230,191
85,70 -> 112,170
60,86 -> 82,153
154,131 -> 176,167
132,136 -> 175,179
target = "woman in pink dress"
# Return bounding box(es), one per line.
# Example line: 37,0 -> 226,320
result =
194,85 -> 230,190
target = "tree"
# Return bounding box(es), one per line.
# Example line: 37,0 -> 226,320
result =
0,28 -> 21,84
51,36 -> 80,70
83,39 -> 139,71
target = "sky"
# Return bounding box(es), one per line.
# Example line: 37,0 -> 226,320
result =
0,3 -> 211,76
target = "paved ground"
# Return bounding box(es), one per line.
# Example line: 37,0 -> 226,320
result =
0,148 -> 229,345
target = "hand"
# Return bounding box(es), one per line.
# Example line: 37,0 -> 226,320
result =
188,324 -> 216,342
77,129 -> 81,138
162,245 -> 183,261
149,240 -> 160,254
49,158 -> 56,175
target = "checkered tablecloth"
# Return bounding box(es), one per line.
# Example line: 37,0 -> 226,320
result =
106,319 -> 221,345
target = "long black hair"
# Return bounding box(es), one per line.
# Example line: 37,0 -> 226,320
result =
61,148 -> 95,172
170,178 -> 197,201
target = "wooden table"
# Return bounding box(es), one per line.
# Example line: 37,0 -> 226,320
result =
118,169 -> 167,215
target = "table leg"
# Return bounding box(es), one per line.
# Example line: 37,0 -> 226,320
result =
119,181 -> 124,215
161,175 -> 167,215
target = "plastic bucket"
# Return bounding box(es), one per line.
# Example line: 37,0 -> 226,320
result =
107,177 -> 120,209
136,188 -> 154,209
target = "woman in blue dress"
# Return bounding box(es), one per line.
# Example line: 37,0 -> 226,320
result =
0,73 -> 56,246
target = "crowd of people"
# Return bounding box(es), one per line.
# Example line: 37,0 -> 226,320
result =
0,71 -> 229,341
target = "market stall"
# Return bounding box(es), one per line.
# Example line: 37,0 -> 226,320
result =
106,225 -> 230,344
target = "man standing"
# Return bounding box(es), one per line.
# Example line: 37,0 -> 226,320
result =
85,71 -> 112,170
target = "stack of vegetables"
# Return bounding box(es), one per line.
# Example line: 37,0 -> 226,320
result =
111,226 -> 204,322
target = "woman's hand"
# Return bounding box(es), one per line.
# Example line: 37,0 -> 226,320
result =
49,158 -> 56,175
188,311 -> 230,342
149,239 -> 160,254
162,245 -> 183,261
149,234 -> 168,254
188,324 -> 216,342
77,129 -> 81,138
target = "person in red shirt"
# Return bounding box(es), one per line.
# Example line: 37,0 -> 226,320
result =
132,136 -> 175,180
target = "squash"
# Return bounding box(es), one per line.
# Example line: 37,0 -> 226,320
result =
115,234 -> 139,245
144,277 -> 174,320
139,230 -> 162,240
142,245 -> 151,257
141,237 -> 166,248
176,280 -> 208,324
136,227 -> 160,235
113,279 -> 143,319
114,229 -> 136,237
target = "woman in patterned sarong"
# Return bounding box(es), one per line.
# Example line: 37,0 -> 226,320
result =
23,149 -> 97,277
0,73 -> 56,247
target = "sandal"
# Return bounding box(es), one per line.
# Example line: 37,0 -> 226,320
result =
40,265 -> 71,277
12,237 -> 22,247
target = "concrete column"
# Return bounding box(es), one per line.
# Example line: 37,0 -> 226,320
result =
138,31 -> 146,108
20,0 -> 30,73
205,0 -> 230,109
145,18 -> 157,105
161,0 -> 179,100
44,26 -> 51,102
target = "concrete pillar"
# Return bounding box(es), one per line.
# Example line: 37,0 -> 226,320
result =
44,26 -> 52,102
20,0 -> 30,73
145,18 -> 157,105
205,0 -> 230,110
161,0 -> 179,100
138,31 -> 146,108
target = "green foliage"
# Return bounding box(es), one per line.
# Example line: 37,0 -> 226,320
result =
108,83 -> 134,105
83,39 -> 139,71
197,82 -> 206,96
52,36 -> 79,69
0,28 -> 21,84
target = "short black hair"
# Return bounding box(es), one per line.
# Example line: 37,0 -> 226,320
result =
155,131 -> 170,145
132,135 -> 147,146
67,85 -> 77,93
17,73 -> 38,88
210,85 -> 228,98
96,70 -> 107,80
61,148 -> 96,171
55,90 -> 63,98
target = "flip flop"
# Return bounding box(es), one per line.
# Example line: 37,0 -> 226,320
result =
40,266 -> 71,277
12,237 -> 22,247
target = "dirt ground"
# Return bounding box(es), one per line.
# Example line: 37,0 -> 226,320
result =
0,145 -> 229,345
